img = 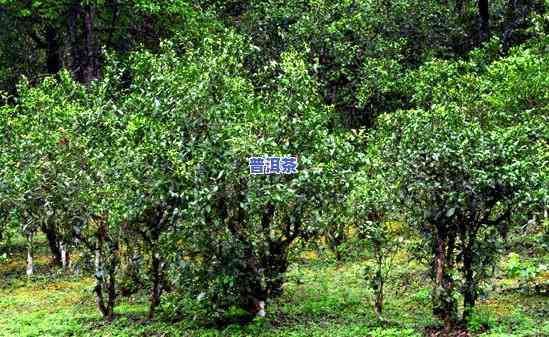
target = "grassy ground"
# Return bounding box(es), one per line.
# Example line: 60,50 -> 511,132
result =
0,237 -> 547,337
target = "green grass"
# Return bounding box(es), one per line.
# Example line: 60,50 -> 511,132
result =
0,239 -> 547,337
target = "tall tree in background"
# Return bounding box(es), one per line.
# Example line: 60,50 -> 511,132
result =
479,0 -> 490,40
67,2 -> 100,84
0,0 -> 188,90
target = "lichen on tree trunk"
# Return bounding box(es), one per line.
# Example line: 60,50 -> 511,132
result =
26,231 -> 34,276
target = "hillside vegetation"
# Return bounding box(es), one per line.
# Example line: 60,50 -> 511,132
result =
0,1 -> 548,336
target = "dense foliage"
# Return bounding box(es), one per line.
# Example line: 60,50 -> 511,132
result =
1,0 -> 547,336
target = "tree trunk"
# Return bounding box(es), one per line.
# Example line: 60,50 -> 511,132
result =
41,223 -> 62,266
69,4 -> 100,84
243,296 -> 267,318
106,259 -> 116,320
461,221 -> 480,324
334,249 -> 342,261
223,195 -> 269,318
478,0 -> 490,40
81,4 -> 99,83
462,248 -> 477,322
432,225 -> 458,331
243,248 -> 268,317
94,247 -> 109,318
257,300 -> 266,317
328,231 -> 344,262
372,239 -> 386,323
265,240 -> 290,298
26,231 -> 34,276
373,271 -> 385,323
45,25 -> 62,75
94,239 -> 117,320
60,242 -> 70,270
147,252 -> 164,319
237,242 -> 268,318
